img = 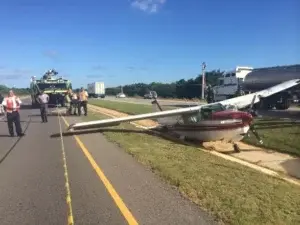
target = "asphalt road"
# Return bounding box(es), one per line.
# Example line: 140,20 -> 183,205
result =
0,98 -> 216,225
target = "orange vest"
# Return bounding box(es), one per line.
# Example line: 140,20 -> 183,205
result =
5,96 -> 20,113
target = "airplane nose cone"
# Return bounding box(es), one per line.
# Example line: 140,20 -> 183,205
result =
240,112 -> 253,125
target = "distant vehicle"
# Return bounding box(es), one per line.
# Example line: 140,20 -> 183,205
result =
213,65 -> 300,110
87,82 -> 105,98
116,93 -> 126,98
144,91 -> 158,99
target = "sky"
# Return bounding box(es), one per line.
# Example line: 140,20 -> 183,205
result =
0,0 -> 299,88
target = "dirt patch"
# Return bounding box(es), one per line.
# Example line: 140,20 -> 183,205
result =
88,104 -> 159,127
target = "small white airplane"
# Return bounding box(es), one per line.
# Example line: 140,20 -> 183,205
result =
67,79 -> 300,151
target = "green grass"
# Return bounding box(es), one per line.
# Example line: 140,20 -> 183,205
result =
84,112 -> 300,225
243,118 -> 300,157
89,99 -> 300,157
88,99 -> 175,114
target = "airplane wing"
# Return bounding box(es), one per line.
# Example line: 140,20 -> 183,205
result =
68,105 -> 202,130
67,79 -> 300,131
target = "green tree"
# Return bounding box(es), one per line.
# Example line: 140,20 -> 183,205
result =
105,69 -> 224,99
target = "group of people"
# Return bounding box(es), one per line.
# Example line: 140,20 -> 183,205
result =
65,87 -> 89,116
0,87 -> 89,137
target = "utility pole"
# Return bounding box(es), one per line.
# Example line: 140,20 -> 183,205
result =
201,62 -> 206,100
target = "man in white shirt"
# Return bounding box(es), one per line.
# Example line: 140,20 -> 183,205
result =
37,90 -> 49,123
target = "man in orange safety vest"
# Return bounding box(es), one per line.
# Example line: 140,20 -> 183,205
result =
1,90 -> 24,137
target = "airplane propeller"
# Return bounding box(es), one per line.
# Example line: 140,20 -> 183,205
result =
246,94 -> 263,145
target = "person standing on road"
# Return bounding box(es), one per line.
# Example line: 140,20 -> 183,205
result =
37,90 -> 49,123
1,90 -> 24,137
78,87 -> 88,116
71,91 -> 79,115
65,89 -> 72,115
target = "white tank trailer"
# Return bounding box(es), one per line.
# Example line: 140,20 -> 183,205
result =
213,65 -> 300,110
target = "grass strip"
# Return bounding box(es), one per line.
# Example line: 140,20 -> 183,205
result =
84,112 -> 300,225
88,99 -> 174,114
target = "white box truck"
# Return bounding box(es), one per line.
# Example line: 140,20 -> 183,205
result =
87,82 -> 105,98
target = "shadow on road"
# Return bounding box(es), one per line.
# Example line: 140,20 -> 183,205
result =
0,134 -> 14,138
0,120 -> 41,124
28,113 -> 77,117
50,127 -> 193,147
20,104 -> 66,110
20,105 -> 35,110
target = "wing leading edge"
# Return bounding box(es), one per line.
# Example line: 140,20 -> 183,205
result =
68,105 -> 202,130
67,79 -> 300,131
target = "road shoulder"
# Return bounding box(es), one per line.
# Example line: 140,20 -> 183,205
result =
62,114 -> 217,225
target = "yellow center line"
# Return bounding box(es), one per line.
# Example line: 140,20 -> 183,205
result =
61,116 -> 139,225
57,113 -> 75,225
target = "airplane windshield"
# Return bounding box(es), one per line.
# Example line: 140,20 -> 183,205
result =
223,104 -> 238,111
181,103 -> 226,124
201,103 -> 226,112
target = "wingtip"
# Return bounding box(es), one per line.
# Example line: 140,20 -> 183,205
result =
67,123 -> 75,131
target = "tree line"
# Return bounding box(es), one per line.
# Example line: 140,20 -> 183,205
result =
0,85 -> 30,96
105,70 -> 223,99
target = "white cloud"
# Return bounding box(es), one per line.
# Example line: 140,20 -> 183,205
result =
131,0 -> 166,13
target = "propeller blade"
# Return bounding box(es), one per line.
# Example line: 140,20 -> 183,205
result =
249,124 -> 263,144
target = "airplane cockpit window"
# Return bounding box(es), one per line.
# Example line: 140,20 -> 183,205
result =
181,103 -> 226,124
201,103 -> 225,112
224,104 -> 238,111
